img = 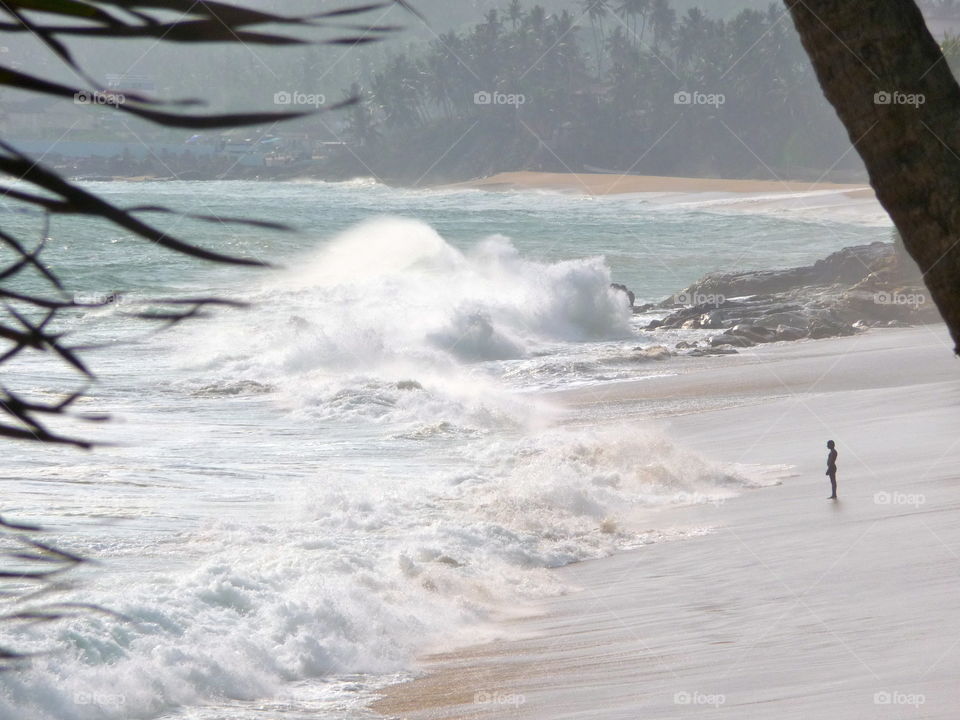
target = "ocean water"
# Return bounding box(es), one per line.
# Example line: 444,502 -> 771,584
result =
0,181 -> 886,719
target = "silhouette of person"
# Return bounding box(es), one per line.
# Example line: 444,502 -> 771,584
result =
826,440 -> 838,499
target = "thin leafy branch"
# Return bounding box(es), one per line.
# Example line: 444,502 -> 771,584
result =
0,0 -> 416,668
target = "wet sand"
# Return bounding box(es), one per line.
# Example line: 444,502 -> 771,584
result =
373,325 -> 960,719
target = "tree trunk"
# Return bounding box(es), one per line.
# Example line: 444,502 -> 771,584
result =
784,0 -> 960,353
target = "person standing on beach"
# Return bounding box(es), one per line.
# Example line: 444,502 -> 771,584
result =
826,440 -> 838,499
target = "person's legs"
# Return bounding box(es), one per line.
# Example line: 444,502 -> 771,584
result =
829,471 -> 837,498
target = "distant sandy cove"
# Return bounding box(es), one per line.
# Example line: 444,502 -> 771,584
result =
445,170 -> 875,198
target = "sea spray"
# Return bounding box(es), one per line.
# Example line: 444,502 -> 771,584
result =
194,217 -> 632,371
0,424 -> 754,720
0,215 -> 762,720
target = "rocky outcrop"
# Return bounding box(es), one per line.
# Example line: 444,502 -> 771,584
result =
670,242 -> 896,299
610,283 -> 636,307
647,242 -> 940,352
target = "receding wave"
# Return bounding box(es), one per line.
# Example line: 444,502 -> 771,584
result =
1,424 -> 762,720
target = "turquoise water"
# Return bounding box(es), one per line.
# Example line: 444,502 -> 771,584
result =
0,180 -> 885,719
5,180 -> 882,301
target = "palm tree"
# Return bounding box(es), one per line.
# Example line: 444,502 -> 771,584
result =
482,8 -> 503,39
674,7 -> 707,68
581,0 -> 610,73
650,0 -> 676,50
616,0 -> 651,47
606,25 -> 636,70
508,0 -> 524,30
527,5 -> 547,37
342,83 -> 380,147
424,48 -> 455,120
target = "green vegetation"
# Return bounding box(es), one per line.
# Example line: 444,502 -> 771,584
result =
331,1 -> 865,183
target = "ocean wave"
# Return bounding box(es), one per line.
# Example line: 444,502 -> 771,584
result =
0,424 -> 758,720
171,217 -> 633,424
188,380 -> 274,397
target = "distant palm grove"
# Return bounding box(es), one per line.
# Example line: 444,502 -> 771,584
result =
330,1 -> 868,184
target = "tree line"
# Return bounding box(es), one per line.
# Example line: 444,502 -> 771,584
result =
333,1 -> 866,183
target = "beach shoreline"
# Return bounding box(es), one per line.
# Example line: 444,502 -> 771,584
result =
69,170 -> 887,226
77,169 -> 871,196
443,170 -> 887,226
371,325 -> 960,719
444,170 -> 874,197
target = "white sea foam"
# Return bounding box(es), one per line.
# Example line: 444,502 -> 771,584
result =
179,217 -> 635,424
0,424 -> 759,720
0,215 -> 777,719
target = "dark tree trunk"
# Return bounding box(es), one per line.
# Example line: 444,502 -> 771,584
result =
784,0 -> 960,353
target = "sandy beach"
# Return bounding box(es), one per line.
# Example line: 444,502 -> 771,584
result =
449,170 -> 873,197
445,171 -> 887,226
372,324 -> 960,719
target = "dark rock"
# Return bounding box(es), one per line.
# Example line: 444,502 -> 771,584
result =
610,283 -> 635,307
808,319 -> 855,340
649,242 -> 940,348
808,242 -> 901,286
710,333 -> 755,348
634,345 -> 673,361
670,242 -> 903,302
698,310 -> 726,329
729,323 -> 777,344
688,346 -> 739,356
761,311 -> 808,328
775,324 -> 807,341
